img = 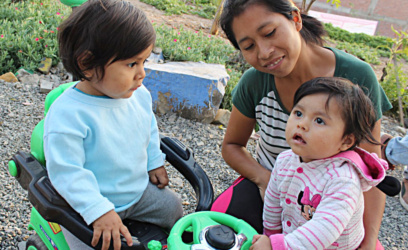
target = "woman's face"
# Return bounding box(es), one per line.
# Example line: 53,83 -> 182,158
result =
231,4 -> 303,78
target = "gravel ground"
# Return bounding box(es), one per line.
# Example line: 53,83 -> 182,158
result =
0,74 -> 407,249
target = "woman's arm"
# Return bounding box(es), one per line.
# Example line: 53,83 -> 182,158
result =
358,119 -> 385,250
222,106 -> 271,197
359,119 -> 382,156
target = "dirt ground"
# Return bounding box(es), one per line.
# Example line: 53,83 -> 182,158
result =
129,0 -> 402,80
129,0 -> 217,36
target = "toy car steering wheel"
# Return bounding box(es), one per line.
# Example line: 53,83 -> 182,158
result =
167,211 -> 257,250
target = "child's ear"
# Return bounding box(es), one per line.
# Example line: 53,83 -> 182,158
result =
340,134 -> 356,151
77,51 -> 94,79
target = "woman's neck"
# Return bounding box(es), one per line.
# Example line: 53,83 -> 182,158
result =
274,43 -> 336,111
282,43 -> 335,85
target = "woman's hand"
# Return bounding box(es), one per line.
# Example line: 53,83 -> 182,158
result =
258,174 -> 270,201
250,234 -> 272,250
149,166 -> 169,188
91,210 -> 133,250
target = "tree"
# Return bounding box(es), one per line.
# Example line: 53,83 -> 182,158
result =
300,0 -> 341,14
378,27 -> 408,127
210,0 -> 226,35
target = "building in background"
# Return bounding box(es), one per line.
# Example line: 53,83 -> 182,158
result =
294,0 -> 408,37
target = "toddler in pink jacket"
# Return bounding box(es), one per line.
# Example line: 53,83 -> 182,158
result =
251,77 -> 388,250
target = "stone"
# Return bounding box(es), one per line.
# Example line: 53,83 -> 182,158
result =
396,126 -> 406,135
146,49 -> 164,64
15,69 -> 31,78
39,79 -> 54,93
38,57 -> 52,74
56,62 -> 65,72
168,113 -> 178,123
211,109 -> 231,127
144,62 -> 229,123
170,177 -> 184,188
18,73 -> 40,86
152,47 -> 162,54
43,74 -> 61,84
0,72 -> 18,83
62,72 -> 73,82
50,67 -> 57,74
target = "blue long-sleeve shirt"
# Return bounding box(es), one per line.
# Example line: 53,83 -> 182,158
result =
44,84 -> 164,225
386,132 -> 408,166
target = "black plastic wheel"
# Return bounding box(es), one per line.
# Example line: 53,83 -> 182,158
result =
26,234 -> 48,250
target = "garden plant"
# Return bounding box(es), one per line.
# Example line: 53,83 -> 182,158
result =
0,0 -> 70,74
140,0 -> 219,19
377,27 -> 408,126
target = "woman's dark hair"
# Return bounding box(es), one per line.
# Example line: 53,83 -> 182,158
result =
293,77 -> 379,150
58,0 -> 156,81
220,0 -> 326,50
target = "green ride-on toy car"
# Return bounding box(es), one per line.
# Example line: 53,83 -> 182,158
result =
8,82 -> 258,250
59,0 -> 87,8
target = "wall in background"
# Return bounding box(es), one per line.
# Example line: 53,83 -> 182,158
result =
294,0 -> 408,37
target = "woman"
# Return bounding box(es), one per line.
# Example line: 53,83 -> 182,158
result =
211,0 -> 392,249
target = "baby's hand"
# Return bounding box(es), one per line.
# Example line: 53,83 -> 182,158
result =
250,234 -> 272,250
149,166 -> 169,188
91,210 -> 133,250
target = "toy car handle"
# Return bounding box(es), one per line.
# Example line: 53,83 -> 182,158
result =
160,135 -> 214,212
167,211 -> 258,250
9,135 -> 214,249
377,175 -> 401,197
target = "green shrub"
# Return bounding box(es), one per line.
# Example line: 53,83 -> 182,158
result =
140,0 -> 218,19
380,62 -> 408,115
221,66 -> 242,111
334,41 -> 381,65
140,0 -> 190,15
0,0 -> 70,74
154,24 -> 236,63
324,23 -> 392,54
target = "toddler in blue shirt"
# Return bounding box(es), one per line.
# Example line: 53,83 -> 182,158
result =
44,1 -> 183,249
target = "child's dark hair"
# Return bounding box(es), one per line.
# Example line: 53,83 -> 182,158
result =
58,0 -> 156,81
220,0 -> 326,50
293,77 -> 380,150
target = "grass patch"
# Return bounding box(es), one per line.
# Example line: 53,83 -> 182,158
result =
140,0 -> 219,19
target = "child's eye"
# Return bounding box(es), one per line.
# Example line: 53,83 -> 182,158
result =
127,62 -> 137,68
315,117 -> 325,125
294,110 -> 302,117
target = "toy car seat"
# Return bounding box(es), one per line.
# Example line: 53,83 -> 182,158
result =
59,0 -> 87,8
9,82 -> 214,250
